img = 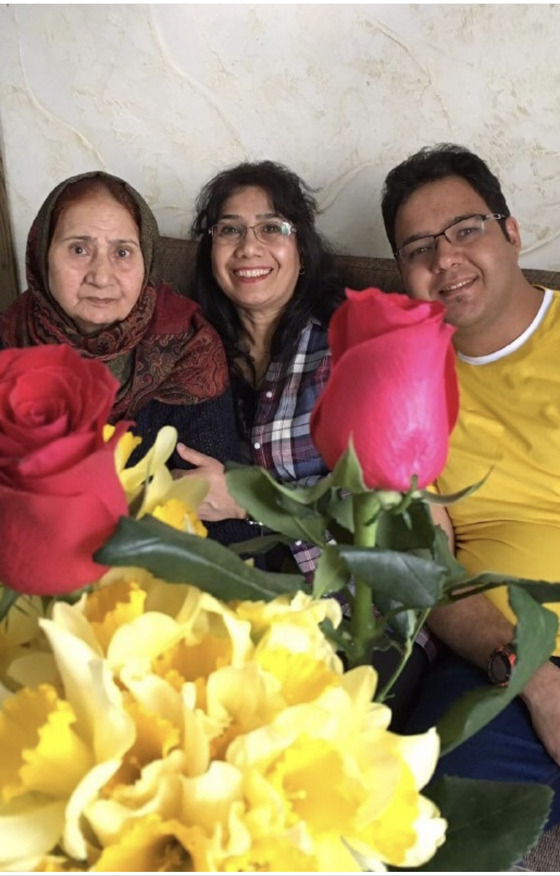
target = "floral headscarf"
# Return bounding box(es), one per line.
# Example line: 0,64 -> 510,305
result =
0,171 -> 228,420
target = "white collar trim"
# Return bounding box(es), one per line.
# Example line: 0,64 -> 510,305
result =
458,287 -> 554,365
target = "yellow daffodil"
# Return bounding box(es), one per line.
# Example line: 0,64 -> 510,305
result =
84,579 -> 147,655
110,424 -> 209,535
0,596 -> 56,691
1,574 -> 446,871
0,685 -> 92,802
235,591 -> 344,672
91,812 -> 211,871
0,685 -> 95,869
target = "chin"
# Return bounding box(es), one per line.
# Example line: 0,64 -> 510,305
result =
75,318 -> 112,335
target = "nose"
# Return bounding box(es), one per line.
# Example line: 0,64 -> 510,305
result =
234,227 -> 263,257
86,251 -> 113,286
431,233 -> 463,272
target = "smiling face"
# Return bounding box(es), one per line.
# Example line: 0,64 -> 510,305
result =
210,186 -> 301,323
47,189 -> 145,335
394,175 -> 523,347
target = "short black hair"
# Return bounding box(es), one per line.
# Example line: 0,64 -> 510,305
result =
191,160 -> 344,373
381,143 -> 511,254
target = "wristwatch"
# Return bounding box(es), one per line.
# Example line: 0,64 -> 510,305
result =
487,643 -> 516,687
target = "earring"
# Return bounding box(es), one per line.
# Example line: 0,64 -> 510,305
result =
299,265 -> 305,275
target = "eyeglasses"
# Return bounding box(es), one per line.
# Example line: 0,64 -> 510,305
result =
209,220 -> 297,246
396,213 -> 506,266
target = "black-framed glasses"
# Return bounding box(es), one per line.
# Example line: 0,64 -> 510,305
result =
396,213 -> 506,266
209,220 -> 297,246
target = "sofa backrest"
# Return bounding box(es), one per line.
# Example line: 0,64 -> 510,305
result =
159,235 -> 560,297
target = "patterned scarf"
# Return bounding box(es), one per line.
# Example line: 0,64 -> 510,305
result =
0,171 -> 228,420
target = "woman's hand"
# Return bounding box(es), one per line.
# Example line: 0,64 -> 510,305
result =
174,444 -> 247,522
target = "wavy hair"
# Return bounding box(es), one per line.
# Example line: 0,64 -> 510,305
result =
190,160 -> 344,375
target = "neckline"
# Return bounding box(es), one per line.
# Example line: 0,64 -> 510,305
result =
458,287 -> 554,365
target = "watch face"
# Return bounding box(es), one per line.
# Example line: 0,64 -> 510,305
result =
488,646 -> 516,686
491,652 -> 512,684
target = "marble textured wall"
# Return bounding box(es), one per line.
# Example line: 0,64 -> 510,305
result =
1,3 -> 560,288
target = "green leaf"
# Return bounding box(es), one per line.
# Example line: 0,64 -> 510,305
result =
414,776 -> 552,872
330,441 -> 367,493
312,545 -> 349,598
325,493 -> 355,540
96,516 -> 304,602
375,602 -> 418,642
225,466 -> 330,544
447,571 -> 560,603
419,470 -> 491,506
437,587 -> 558,753
226,533 -> 293,556
431,523 -> 466,578
227,462 -> 334,507
0,585 -> 20,623
375,500 -> 436,552
338,546 -> 446,608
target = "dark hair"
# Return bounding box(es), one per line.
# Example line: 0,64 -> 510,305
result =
381,143 -> 512,254
49,176 -> 142,245
190,160 -> 344,373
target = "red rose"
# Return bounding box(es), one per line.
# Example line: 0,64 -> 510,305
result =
0,345 -> 129,595
311,288 -> 459,491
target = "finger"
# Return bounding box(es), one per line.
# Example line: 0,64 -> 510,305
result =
176,443 -> 212,465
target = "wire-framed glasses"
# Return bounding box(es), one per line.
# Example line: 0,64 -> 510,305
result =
209,220 -> 297,246
396,213 -> 506,266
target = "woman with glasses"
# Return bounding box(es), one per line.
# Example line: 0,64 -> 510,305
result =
177,160 -> 345,577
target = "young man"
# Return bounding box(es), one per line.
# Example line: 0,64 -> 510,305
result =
381,143 -> 560,824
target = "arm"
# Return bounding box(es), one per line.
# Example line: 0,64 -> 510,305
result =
428,503 -> 560,765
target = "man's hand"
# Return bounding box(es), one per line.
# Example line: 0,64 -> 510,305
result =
173,444 -> 247,522
521,660 -> 560,766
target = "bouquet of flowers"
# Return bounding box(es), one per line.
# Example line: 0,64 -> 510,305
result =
0,289 -> 556,872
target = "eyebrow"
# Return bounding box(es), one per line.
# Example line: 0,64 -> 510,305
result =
60,235 -> 140,246
218,212 -> 280,221
400,213 -> 480,247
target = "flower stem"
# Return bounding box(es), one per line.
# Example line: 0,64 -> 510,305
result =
376,607 -> 430,702
348,492 -> 380,666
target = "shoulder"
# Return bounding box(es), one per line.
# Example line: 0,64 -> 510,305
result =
300,319 -> 331,365
150,283 -> 208,335
303,317 -> 329,349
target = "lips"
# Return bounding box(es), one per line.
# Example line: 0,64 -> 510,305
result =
233,268 -> 273,279
84,297 -> 118,306
437,276 -> 477,298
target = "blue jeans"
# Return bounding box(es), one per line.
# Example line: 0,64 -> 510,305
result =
404,649 -> 560,829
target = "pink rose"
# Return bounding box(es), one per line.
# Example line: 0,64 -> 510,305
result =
311,288 -> 459,491
0,345 -> 129,595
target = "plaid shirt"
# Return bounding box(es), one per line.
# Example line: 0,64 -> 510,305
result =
244,318 -> 330,577
237,318 -> 438,663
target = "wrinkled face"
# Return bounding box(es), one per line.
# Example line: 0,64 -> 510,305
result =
210,186 -> 301,321
47,190 -> 145,334
394,175 -> 521,337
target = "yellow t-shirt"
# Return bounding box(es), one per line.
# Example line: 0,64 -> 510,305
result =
436,288 -> 560,653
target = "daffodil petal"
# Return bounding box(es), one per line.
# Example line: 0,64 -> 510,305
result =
39,620 -> 135,761
0,799 -> 66,867
63,759 -> 127,859
86,750 -> 186,847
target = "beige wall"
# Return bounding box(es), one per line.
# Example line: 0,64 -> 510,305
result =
1,3 -> 560,288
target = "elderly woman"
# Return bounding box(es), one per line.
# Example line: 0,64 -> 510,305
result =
178,160 -> 345,575
0,170 -> 247,544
